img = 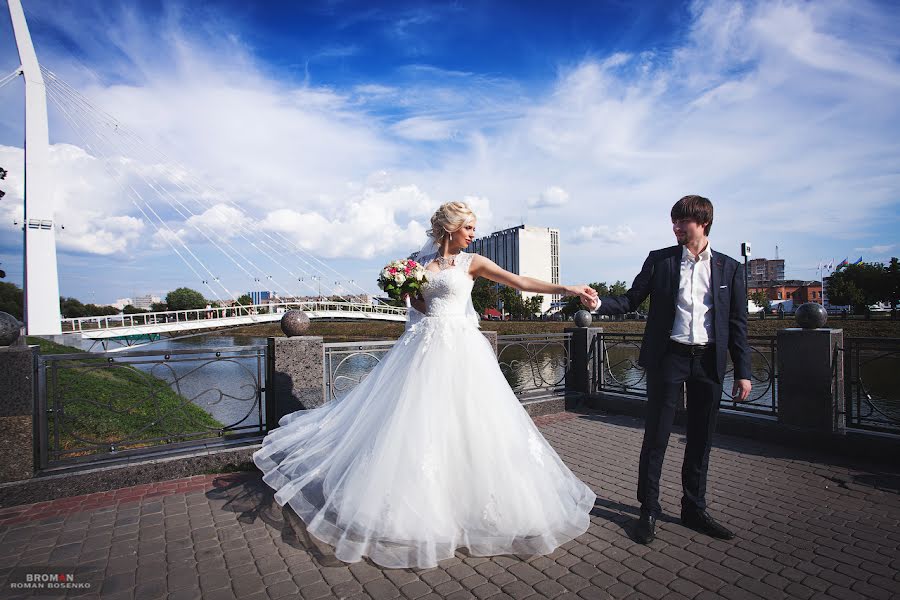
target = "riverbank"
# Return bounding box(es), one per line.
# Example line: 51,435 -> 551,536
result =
26,337 -> 223,457
214,316 -> 900,341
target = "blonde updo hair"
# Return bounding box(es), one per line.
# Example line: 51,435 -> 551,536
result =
429,201 -> 476,248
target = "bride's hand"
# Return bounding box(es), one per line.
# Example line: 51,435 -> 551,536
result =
566,285 -> 597,307
402,292 -> 426,313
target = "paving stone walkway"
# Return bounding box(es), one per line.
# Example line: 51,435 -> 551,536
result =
0,410 -> 898,599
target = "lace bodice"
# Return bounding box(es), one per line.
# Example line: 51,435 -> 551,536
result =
420,252 -> 474,317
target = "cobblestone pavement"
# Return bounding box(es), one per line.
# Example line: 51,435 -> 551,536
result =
1,410 -> 898,600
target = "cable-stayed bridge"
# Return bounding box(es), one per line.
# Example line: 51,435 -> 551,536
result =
5,0 -> 406,344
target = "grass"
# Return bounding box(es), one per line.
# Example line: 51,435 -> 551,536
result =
28,336 -> 224,459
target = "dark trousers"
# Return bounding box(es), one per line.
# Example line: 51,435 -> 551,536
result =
637,343 -> 723,517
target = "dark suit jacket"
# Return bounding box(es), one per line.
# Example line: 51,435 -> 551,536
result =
595,245 -> 751,384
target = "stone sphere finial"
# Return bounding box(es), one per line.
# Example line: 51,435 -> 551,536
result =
280,310 -> 310,337
0,311 -> 22,346
795,302 -> 828,329
573,309 -> 593,328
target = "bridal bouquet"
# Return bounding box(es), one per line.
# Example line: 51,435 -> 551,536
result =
377,258 -> 428,301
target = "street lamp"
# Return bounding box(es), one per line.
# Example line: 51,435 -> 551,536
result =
741,242 -> 751,303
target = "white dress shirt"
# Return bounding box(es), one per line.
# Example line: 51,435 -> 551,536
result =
670,243 -> 714,345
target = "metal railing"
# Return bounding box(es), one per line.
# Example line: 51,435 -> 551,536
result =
843,337 -> 900,434
320,333 -> 574,403
497,333 -> 572,397
36,345 -> 268,469
323,340 -> 397,402
594,333 -> 779,417
60,301 -> 408,332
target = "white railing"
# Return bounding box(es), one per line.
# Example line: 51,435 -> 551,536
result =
60,301 -> 408,333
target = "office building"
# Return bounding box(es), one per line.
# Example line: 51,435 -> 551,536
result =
468,225 -> 560,314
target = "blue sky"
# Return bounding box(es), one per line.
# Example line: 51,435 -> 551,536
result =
1,0 -> 899,304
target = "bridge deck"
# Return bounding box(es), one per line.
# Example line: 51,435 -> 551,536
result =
60,302 -> 409,339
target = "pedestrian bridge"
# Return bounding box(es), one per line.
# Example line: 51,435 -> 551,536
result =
60,301 -> 408,341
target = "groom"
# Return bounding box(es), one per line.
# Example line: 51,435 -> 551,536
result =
586,195 -> 751,544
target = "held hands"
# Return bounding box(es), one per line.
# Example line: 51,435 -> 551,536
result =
567,285 -> 598,309
732,379 -> 752,402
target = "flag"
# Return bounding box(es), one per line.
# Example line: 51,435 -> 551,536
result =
838,257 -> 849,267
852,256 -> 863,265
826,259 -> 834,270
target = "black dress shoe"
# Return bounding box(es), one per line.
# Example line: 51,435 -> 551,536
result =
634,513 -> 657,544
681,509 -> 735,540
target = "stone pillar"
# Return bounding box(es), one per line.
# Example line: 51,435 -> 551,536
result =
481,330 -> 498,356
777,328 -> 845,433
565,327 -> 602,395
267,336 -> 324,429
0,346 -> 38,483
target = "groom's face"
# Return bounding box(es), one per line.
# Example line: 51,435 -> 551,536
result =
672,218 -> 708,245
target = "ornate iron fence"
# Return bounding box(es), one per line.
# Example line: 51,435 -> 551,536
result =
497,333 -> 572,397
323,340 -> 397,402
594,333 -> 778,416
36,346 -> 267,469
843,337 -> 900,434
321,333 -> 573,402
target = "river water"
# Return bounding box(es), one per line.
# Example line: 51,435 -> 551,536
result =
51,331 -> 898,433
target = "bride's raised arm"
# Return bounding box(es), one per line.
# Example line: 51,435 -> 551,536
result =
469,255 -> 597,306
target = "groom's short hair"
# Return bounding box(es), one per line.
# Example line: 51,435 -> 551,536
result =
671,195 -> 713,235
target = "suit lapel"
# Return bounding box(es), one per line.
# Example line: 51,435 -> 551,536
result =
711,250 -> 725,314
669,250 -> 680,307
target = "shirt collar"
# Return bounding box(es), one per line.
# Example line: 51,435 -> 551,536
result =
682,242 -> 712,263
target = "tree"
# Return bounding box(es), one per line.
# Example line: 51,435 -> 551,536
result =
498,285 -> 527,319
165,287 -> 207,311
609,280 -> 628,296
749,290 -> 771,312
828,263 -> 887,313
123,304 -> 148,314
85,304 -> 119,317
235,294 -> 253,307
60,296 -> 87,318
560,295 -> 582,318
885,258 -> 900,317
0,281 -> 23,320
150,302 -> 168,312
525,295 -> 544,319
471,278 -> 499,315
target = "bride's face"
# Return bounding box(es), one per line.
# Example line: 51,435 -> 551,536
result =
450,219 -> 476,250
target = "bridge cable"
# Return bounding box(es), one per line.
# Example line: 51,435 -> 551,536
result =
43,82 -> 233,304
41,67 -> 363,304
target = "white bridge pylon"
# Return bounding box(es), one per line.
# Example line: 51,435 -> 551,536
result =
61,302 -> 409,342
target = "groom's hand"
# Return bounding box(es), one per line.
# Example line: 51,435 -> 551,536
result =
570,285 -> 597,307
732,379 -> 752,402
582,296 -> 600,311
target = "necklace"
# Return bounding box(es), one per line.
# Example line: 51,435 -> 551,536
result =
436,254 -> 458,269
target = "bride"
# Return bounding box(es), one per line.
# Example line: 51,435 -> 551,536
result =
253,201 -> 599,569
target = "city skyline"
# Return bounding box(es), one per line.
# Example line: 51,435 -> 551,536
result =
1,0 -> 898,303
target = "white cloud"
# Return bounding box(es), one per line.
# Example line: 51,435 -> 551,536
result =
572,225 -> 636,245
527,186 -> 569,209
853,244 -> 895,254
258,183 -> 434,259
0,144 -> 146,255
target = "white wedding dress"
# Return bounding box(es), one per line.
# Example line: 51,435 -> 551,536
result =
252,251 -> 596,569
